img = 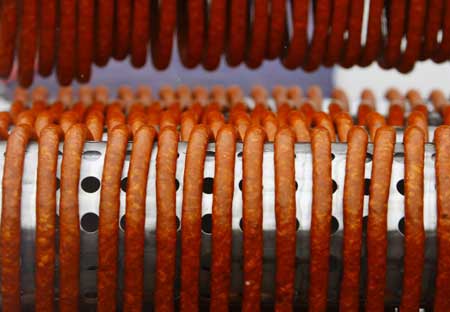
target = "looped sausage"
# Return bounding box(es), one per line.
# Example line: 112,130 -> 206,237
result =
0,124 -> 32,311
180,125 -> 209,311
97,125 -> 129,312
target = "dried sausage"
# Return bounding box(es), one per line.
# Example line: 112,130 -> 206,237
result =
180,125 -> 209,311
210,125 -> 236,310
97,125 -> 129,311
0,125 -> 32,311
154,126 -> 179,311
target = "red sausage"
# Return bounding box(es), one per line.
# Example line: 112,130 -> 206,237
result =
123,126 -> 156,311
180,125 -> 209,311
366,126 -> 396,311
97,125 -> 129,312
210,125 -> 237,311
339,127 -> 368,311
274,127 -> 297,310
154,126 -> 179,311
242,126 -> 266,311
0,125 -> 32,311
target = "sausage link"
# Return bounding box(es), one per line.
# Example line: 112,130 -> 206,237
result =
123,126 -> 156,311
340,0 -> 364,67
154,126 -> 179,311
95,0 -> 114,66
262,111 -> 278,142
0,0 -> 18,78
359,0 -> 383,66
366,112 -> 386,142
113,0 -> 132,60
303,0 -> 331,71
35,125 -> 61,312
274,127 -> 297,310
433,126 -> 450,311
151,0 -> 176,70
180,111 -> 197,141
57,0 -> 76,85
281,0 -> 310,69
379,0 -> 406,68
97,125 -> 129,312
59,124 -> 88,312
38,0 -> 56,76
180,125 -> 209,311
130,0 -> 150,67
421,0 -> 444,59
177,0 -> 204,68
366,126 -> 396,311
289,111 -> 310,142
334,112 -> 354,142
323,0 -> 350,66
246,0 -> 269,68
407,111 -> 429,142
266,0 -> 286,59
0,125 -> 32,311
195,0 -> 221,68
400,126 -> 425,311
226,0 -> 248,66
210,125 -> 237,311
0,111 -> 10,139
339,127 -> 368,311
76,0 -> 94,82
308,127 -> 332,312
242,126 -> 266,311
313,112 -> 336,142
17,0 -> 38,87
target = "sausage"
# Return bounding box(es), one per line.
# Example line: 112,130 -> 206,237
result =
226,0 -> 248,66
289,111 -> 310,142
307,85 -> 323,111
76,0 -> 94,82
154,126 -> 179,311
177,0 -> 204,68
397,0 -> 426,73
366,112 -> 386,142
359,0 -> 384,66
0,125 -> 32,311
97,125 -> 129,312
366,126 -> 396,311
10,100 -> 25,124
113,0 -> 131,60
35,125 -> 61,312
203,0 -> 227,69
123,126 -> 156,311
303,0 -> 331,71
313,112 -> 336,142
0,0 -> 18,78
334,112 -> 354,143
181,111 -> 197,141
130,0 -> 150,67
262,111 -> 278,142
150,0 -> 176,69
266,0 -> 286,59
400,126 -> 425,311
274,127 -> 297,310
57,0 -> 76,85
379,0 -> 406,68
340,0 -> 364,67
421,0 -> 444,59
433,126 -> 450,311
407,111 -> 429,142
308,127 -> 332,312
17,0 -> 38,87
210,125 -> 237,311
323,0 -> 350,66
60,111 -> 80,135
59,124 -> 88,311
339,126 -> 368,311
387,90 -> 405,127
147,103 -> 162,128
432,0 -> 450,62
85,107 -> 105,141
38,0 -> 56,76
95,0 -> 114,66
246,0 -> 269,68
206,110 -> 225,140
281,0 -> 309,69
232,110 -> 251,141
180,125 -> 209,311
242,126 -> 266,311
0,111 -> 10,139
